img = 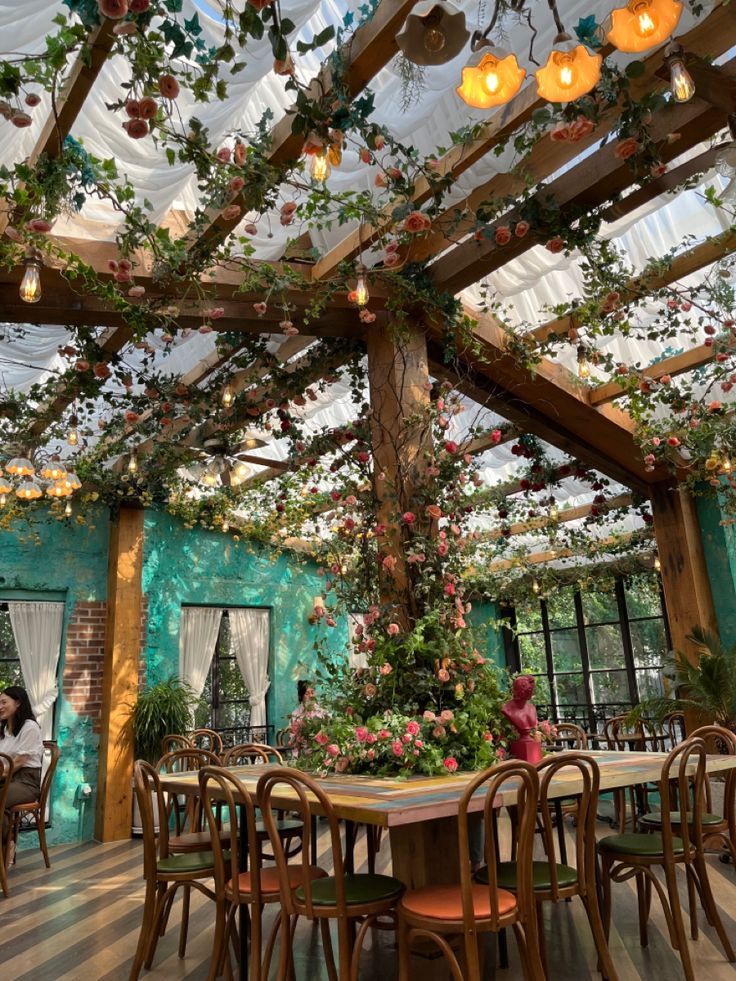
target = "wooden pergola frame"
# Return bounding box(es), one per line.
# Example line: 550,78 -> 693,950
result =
4,0 -> 730,838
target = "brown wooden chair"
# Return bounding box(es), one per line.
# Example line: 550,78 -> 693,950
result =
602,715 -> 659,830
258,766 -> 405,980
598,736 -> 735,981
161,733 -> 194,756
190,728 -> 224,757
275,727 -> 290,749
664,711 -> 688,749
6,741 -> 60,869
199,765 -> 327,981
157,748 -> 221,845
130,760 -> 218,981
397,760 -> 544,981
0,752 -> 14,897
222,743 -> 284,766
553,722 -> 588,749
481,753 -> 618,980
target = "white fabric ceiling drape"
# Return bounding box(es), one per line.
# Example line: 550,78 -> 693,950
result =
178,606 -> 223,699
7,601 -> 64,739
228,608 -> 271,729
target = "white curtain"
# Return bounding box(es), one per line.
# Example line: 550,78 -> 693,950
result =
179,607 -> 223,699
229,609 -> 271,729
7,601 -> 64,739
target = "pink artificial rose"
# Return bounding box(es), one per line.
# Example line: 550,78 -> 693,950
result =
440,709 -> 454,722
444,440 -> 458,454
380,663 -> 393,676
549,121 -> 571,142
497,747 -> 507,760
437,542 -> 449,556
426,504 -> 442,519
387,623 -> 400,636
222,205 -> 241,221
401,511 -> 416,524
355,727 -> 369,743
378,729 -> 390,740
217,147 -> 232,163
614,137 -> 639,161
98,0 -> 129,19
360,309 -> 377,324
128,285 -> 145,298
113,22 -> 137,35
495,226 -> 511,246
568,116 -> 594,142
403,211 -> 431,234
392,741 -> 404,757
124,118 -> 149,139
326,744 -> 340,757
406,720 -> 420,736
138,97 -> 157,120
515,221 -> 530,238
359,148 -> 372,163
93,363 -> 111,379
25,93 -> 41,108
124,410 -> 140,423
245,223 -> 258,235
545,236 -> 564,254
253,302 -> 267,315
432,725 -> 446,739
366,732 -> 377,744
437,669 -> 450,683
401,733 -> 412,744
443,757 -> 458,773
423,710 -> 436,723
366,749 -> 375,760
130,0 -> 150,9
229,176 -> 245,192
382,555 -> 397,572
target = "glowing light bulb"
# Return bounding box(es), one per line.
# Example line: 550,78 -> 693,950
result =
354,263 -> 369,306
222,520 -> 230,533
484,64 -> 501,95
128,453 -> 138,474
19,257 -> 42,304
550,504 -> 559,520
577,345 -> 591,379
636,7 -> 658,36
666,47 -> 695,103
0,494 -> 5,506
557,56 -> 576,90
310,150 -> 331,183
722,452 -> 733,473
64,500 -> 72,517
67,427 -> 78,447
654,554 -> 661,571
222,385 -> 234,408
532,580 -> 540,594
424,24 -> 446,53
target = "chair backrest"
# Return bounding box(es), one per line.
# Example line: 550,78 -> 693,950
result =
161,733 -> 194,756
275,727 -> 290,748
604,714 -> 658,751
40,741 -> 61,810
689,724 -> 736,823
133,759 -> 171,878
658,736 -> 708,861
189,728 -> 224,756
257,767 -> 343,918
0,752 -> 14,823
459,760 -> 540,934
553,723 -> 588,750
536,753 -> 600,901
223,743 -> 284,766
664,712 -> 687,748
157,747 -> 220,773
199,765 -> 263,906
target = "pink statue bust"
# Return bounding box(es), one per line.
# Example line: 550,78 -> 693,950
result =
501,675 -> 542,764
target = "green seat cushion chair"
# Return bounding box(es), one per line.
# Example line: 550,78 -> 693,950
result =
598,833 -> 684,856
638,811 -> 723,827
157,849 -> 227,874
476,861 -> 578,891
294,872 -> 404,907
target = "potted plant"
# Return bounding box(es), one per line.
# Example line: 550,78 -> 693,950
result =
629,627 -> 736,731
129,676 -> 200,835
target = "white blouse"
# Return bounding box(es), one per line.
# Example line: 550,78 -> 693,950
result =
0,719 -> 44,769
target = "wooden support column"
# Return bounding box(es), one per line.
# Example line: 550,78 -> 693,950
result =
95,505 -> 144,841
651,481 -> 719,666
366,324 -> 432,621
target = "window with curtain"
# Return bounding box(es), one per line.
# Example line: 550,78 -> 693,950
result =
0,605 -> 24,689
193,608 -> 271,743
510,574 -> 670,731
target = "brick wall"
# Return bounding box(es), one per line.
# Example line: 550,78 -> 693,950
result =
62,601 -> 107,732
62,595 -> 149,733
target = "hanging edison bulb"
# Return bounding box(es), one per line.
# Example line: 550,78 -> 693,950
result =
19,253 -> 42,304
653,553 -> 662,571
222,520 -> 230,533
67,426 -> 79,447
64,500 -> 73,517
128,452 -> 138,474
222,384 -> 234,408
607,0 -> 683,53
536,35 -> 602,102
577,344 -> 591,379
310,149 -> 331,183
353,263 -> 369,306
664,43 -> 695,102
532,579 -> 540,595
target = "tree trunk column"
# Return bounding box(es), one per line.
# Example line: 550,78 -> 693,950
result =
651,481 -> 719,666
95,505 -> 144,841
365,324 -> 432,619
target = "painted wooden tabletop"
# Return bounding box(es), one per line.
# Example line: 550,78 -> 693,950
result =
158,750 -> 736,829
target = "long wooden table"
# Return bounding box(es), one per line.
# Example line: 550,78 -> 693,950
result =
159,750 -> 736,888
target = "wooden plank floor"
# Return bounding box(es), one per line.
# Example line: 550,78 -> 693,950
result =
2,819 -> 736,980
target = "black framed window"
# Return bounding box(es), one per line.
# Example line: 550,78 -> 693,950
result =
0,604 -> 24,689
194,610 -> 271,745
509,575 -> 669,731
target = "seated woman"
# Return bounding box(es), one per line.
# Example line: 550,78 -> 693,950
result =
0,686 -> 44,857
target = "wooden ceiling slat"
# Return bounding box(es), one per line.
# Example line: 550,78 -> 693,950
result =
480,492 -> 634,541
487,528 -> 653,571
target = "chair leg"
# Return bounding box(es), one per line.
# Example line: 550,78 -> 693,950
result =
178,883 -> 191,958
599,855 -> 613,942
397,916 -> 412,981
693,854 -> 736,962
320,918 -> 339,981
635,872 -> 649,947
685,866 -> 698,940
663,861 -> 695,981
129,878 -> 158,981
513,921 -> 545,981
35,808 -> 51,868
581,893 -> 619,981
145,884 -> 176,970
209,898 -> 230,981
535,901 -> 547,975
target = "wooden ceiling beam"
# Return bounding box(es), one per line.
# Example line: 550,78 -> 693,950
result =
486,529 -> 653,572
479,492 -> 635,541
532,225 -> 736,343
186,0 -> 419,256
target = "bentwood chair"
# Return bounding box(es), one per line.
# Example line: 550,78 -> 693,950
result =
553,722 -> 588,749
190,728 -> 224,757
481,753 -> 618,980
6,740 -> 60,868
603,715 -> 659,830
0,752 -> 14,897
598,737 -> 735,981
130,761 -> 218,981
199,765 -> 327,981
223,743 -> 284,766
397,761 -> 544,981
161,733 -> 195,756
158,748 -> 222,846
258,766 -> 405,981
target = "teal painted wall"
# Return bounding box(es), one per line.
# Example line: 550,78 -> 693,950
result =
698,492 -> 736,651
468,600 -> 507,671
142,510 -> 339,732
0,507 -> 110,846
